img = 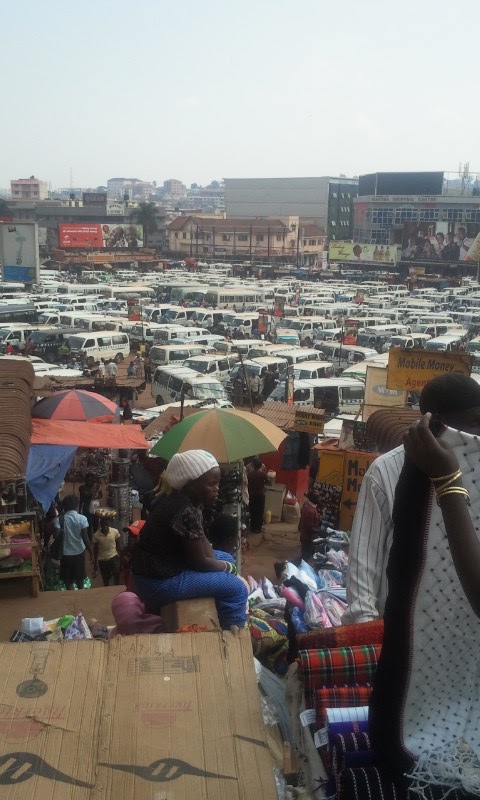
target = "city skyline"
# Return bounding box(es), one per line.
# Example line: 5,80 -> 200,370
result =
1,0 -> 479,190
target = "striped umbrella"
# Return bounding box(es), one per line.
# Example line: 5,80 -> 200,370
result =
150,408 -> 286,462
32,389 -> 120,422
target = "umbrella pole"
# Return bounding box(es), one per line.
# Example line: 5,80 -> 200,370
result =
235,461 -> 242,576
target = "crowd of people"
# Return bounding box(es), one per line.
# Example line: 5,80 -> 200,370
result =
401,226 -> 474,262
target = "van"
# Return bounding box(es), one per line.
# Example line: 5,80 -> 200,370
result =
224,358 -> 287,397
149,343 -> 209,369
214,338 -> 264,356
315,342 -> 379,372
153,327 -> 212,345
273,348 -> 320,365
0,324 -> 41,351
37,311 -> 61,326
143,304 -> 174,322
246,343 -> 295,360
423,334 -> 467,353
292,360 -> 336,380
266,377 -> 364,415
412,324 -> 469,339
381,333 -> 432,351
158,306 -> 197,326
130,322 -> 170,345
151,365 -> 229,406
25,328 -> 80,360
216,312 -> 258,336
68,331 -> 130,364
182,353 -> 239,383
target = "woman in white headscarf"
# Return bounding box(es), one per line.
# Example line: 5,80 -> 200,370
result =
132,450 -> 248,630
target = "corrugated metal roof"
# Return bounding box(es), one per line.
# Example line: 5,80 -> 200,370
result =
257,401 -> 324,431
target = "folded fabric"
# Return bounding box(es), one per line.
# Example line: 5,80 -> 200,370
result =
297,644 -> 382,703
341,766 -> 408,800
292,620 -> 384,660
328,718 -> 369,746
249,608 -> 288,677
315,686 -> 372,729
331,732 -> 376,795
110,592 -> 164,635
304,591 -> 332,630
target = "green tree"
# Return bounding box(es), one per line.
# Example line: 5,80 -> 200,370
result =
0,199 -> 11,218
131,201 -> 158,248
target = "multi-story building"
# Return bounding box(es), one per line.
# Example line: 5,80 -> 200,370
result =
224,176 -> 357,239
353,172 -> 480,260
107,178 -> 154,201
10,177 -> 48,201
163,179 -> 186,196
167,215 -> 325,265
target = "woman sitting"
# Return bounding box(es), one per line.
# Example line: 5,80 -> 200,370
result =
132,450 -> 248,630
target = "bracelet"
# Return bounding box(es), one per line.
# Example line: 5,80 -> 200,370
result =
436,486 -> 470,505
431,469 -> 463,493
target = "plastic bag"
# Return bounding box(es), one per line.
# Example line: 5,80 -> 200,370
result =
304,590 -> 332,629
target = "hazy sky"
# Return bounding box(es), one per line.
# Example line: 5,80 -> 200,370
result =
2,0 -> 479,190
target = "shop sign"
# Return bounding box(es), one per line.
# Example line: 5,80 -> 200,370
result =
387,348 -> 471,392
294,409 -> 324,434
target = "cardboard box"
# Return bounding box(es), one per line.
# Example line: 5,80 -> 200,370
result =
265,483 -> 286,523
0,632 -> 277,799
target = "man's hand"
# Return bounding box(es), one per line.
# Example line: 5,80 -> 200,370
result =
403,413 -> 459,479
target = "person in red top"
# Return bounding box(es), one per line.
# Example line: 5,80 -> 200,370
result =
246,456 -> 270,533
298,489 -> 320,561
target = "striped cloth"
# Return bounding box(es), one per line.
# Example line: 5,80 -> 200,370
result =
331,732 -> 375,796
341,766 -> 408,800
292,619 -> 384,659
297,644 -> 381,705
315,686 -> 372,728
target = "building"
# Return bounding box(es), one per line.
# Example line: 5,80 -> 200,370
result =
107,178 -> 155,201
353,171 -> 480,263
10,177 -> 47,201
166,215 -> 325,265
163,179 -> 186,196
224,176 -> 357,240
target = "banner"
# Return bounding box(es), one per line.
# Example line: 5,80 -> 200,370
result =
364,365 -> 407,407
257,313 -> 268,335
387,348 -> 471,392
343,318 -> 359,345
329,241 -> 398,264
127,298 -> 141,321
59,222 -> 143,249
339,450 -> 379,530
401,221 -> 480,262
0,223 -> 39,284
273,298 -> 285,318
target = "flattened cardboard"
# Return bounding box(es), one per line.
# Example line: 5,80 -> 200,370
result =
0,640 -> 105,798
0,632 -> 276,799
96,631 -> 277,800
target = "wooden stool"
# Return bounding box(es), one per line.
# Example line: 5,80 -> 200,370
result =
160,598 -> 220,632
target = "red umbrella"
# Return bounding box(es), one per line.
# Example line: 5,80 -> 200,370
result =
32,390 -> 120,422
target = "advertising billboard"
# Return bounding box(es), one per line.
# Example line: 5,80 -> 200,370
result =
329,241 -> 398,264
401,221 -> 480,262
59,223 -> 143,249
342,319 -> 359,345
0,223 -> 39,284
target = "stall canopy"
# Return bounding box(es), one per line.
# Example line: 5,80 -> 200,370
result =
31,419 -> 149,449
27,444 -> 77,511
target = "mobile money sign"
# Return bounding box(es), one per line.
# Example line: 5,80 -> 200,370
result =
386,348 -> 471,392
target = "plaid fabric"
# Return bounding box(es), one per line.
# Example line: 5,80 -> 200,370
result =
292,620 -> 384,660
297,644 -> 381,705
315,686 -> 373,728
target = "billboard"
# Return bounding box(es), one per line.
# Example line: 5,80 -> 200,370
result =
59,223 -> 143,249
329,241 -> 398,264
359,172 -> 444,197
0,223 -> 39,284
401,221 -> 480,262
342,319 -> 359,345
82,192 -> 106,205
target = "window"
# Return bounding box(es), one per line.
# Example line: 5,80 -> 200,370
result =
394,208 -> 418,222
98,336 -> 112,347
238,234 -> 248,241
85,339 -> 95,348
222,234 -> 230,241
174,232 -> 178,238
182,232 -> 187,239
112,334 -> 126,345
418,208 -> 439,221
442,208 -> 464,222
309,239 -> 316,246
276,235 -> 283,242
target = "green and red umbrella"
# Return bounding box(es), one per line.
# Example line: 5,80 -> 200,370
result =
150,407 -> 286,462
32,389 -> 120,423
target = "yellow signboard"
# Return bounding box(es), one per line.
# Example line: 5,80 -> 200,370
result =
294,409 -> 324,434
339,450 -> 379,531
387,348 -> 471,392
316,449 -> 344,486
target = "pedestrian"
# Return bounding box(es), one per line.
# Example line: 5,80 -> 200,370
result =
97,358 -> 106,379
249,372 -> 261,403
144,356 -> 152,383
134,354 -> 144,379
93,518 -> 121,586
106,359 -> 117,383
56,495 -> 94,590
298,489 -> 320,562
79,472 -> 102,537
246,456 -> 270,533
127,360 -> 136,378
120,396 -> 133,421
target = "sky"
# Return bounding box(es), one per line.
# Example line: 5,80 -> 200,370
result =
2,0 -> 479,190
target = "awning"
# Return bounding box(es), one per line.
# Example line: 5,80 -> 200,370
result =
31,420 -> 149,449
